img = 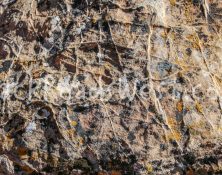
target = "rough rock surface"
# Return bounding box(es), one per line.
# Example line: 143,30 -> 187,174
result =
0,0 -> 222,174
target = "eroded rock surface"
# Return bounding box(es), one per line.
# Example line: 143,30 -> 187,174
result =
0,0 -> 222,174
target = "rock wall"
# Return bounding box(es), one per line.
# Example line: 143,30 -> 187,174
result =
0,0 -> 222,174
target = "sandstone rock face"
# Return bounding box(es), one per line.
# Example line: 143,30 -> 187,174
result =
0,0 -> 222,174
